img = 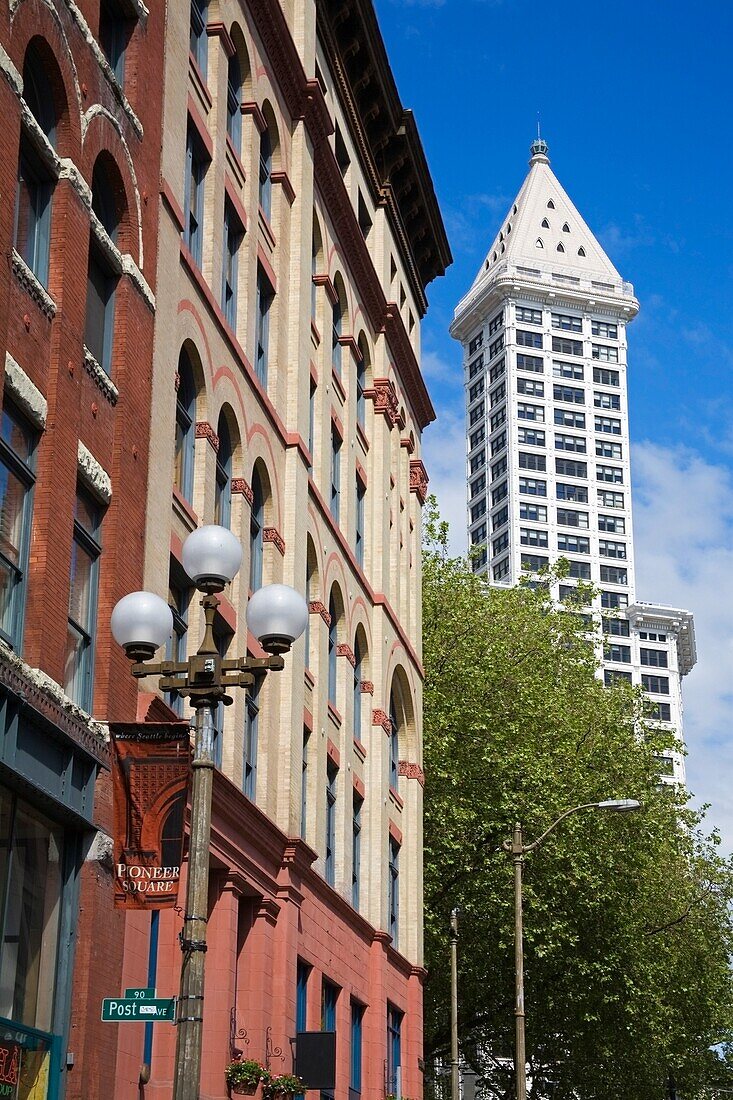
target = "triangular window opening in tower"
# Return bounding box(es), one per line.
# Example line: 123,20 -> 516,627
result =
563,222 -> 571,232
557,242 -> 565,252
547,199 -> 555,209
535,238 -> 544,249
541,218 -> 550,228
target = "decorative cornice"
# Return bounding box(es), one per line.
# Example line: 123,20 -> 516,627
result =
364,378 -> 399,426
373,708 -> 392,733
400,436 -> 415,454
313,272 -> 338,304
271,170 -> 296,206
409,458 -> 429,504
263,526 -> 285,555
336,643 -> 355,667
77,441 -> 112,504
195,420 -> 220,452
231,477 -> 253,505
309,601 -> 331,626
11,251 -> 56,319
241,101 -> 267,133
360,680 -> 374,694
399,760 -> 425,787
4,353 -> 47,428
83,346 -> 119,406
206,21 -> 236,57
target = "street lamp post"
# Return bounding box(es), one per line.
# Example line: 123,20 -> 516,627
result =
449,907 -> 460,1100
111,525 -> 308,1100
502,798 -> 641,1100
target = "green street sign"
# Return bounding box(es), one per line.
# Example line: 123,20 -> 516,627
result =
101,997 -> 176,1023
124,988 -> 156,999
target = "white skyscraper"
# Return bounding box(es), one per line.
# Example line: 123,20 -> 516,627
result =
450,139 -> 696,785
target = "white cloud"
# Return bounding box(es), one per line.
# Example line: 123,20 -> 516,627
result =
632,441 -> 733,851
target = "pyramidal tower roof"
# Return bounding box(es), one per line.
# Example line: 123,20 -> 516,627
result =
452,140 -> 638,336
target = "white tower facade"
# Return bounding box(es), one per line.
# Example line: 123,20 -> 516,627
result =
450,140 -> 696,785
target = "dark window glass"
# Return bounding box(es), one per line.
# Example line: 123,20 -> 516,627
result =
64,488 -> 102,710
0,403 -> 35,650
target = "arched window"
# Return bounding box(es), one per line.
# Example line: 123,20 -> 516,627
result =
243,680 -> 259,799
249,466 -> 264,590
541,218 -> 550,228
389,686 -> 400,789
85,157 -> 121,374
327,590 -> 339,705
175,349 -> 196,501
332,292 -> 344,378
557,242 -> 565,253
15,43 -> 58,286
311,215 -> 323,321
161,797 -> 185,869
304,538 -> 317,670
562,222 -> 571,233
215,413 -> 232,528
189,0 -> 208,76
259,126 -> 272,220
547,199 -> 555,209
535,238 -> 544,249
353,635 -> 363,744
578,246 -> 586,257
226,53 -> 242,151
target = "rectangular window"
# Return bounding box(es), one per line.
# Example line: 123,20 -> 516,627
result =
468,378 -> 485,403
468,354 -> 484,379
491,431 -> 506,456
518,452 -> 546,472
325,761 -> 337,886
517,428 -> 545,447
492,506 -> 508,531
469,426 -> 486,450
598,489 -> 624,509
389,836 -> 399,943
471,473 -> 487,496
166,576 -> 189,716
301,729 -> 309,837
557,507 -> 589,528
355,478 -> 365,568
469,402 -> 485,426
15,141 -> 53,287
521,553 -> 548,571
297,960 -> 310,1034
470,500 -> 487,523
595,415 -> 622,435
552,337 -> 583,356
551,312 -> 582,332
594,391 -> 621,410
352,792 -> 362,909
470,451 -> 486,475
648,701 -> 672,721
556,482 -> 588,503
488,311 -> 504,335
519,477 -> 546,497
557,533 -> 590,554
330,426 -> 341,523
387,1006 -> 402,1097
489,359 -> 506,384
593,366 -> 620,386
642,674 -> 669,695
489,335 -> 505,359
517,377 -> 544,397
605,643 -> 631,663
491,482 -> 507,506
255,265 -> 274,387
600,565 -> 628,585
641,648 -> 669,668
555,433 -> 586,453
243,683 -> 259,799
567,560 -> 591,579
592,344 -> 619,363
516,306 -> 542,325
64,487 -> 102,711
520,527 -> 548,548
596,440 -> 623,459
599,539 -> 627,559
472,548 -> 487,572
555,457 -> 587,478
468,332 -> 483,355
350,1001 -> 364,1093
553,384 -> 584,405
189,0 -> 208,73
552,360 -> 584,381
490,382 -> 506,407
490,408 -> 506,431
517,402 -> 544,422
554,408 -> 585,429
85,239 -> 118,375
592,320 -> 618,339
601,590 -> 629,609
490,458 -> 506,481
470,521 -> 486,545
516,329 -> 543,349
605,669 -> 632,686
520,502 -> 547,522
222,198 -> 243,329
603,617 -> 630,637
597,464 -> 623,484
516,353 -> 544,374
0,402 -> 36,650
493,557 -> 509,581
184,123 -> 208,266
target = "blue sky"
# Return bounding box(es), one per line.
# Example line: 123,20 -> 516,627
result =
373,0 -> 733,848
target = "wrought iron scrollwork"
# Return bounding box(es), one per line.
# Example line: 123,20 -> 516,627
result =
229,1006 -> 250,1060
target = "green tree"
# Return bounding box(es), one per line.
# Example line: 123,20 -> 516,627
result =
422,503 -> 733,1099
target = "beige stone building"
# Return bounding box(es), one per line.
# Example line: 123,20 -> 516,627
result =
116,0 -> 451,1095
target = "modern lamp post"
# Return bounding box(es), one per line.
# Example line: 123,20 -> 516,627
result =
111,524 -> 308,1100
502,798 -> 642,1100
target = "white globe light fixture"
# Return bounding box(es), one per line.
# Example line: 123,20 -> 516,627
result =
182,524 -> 242,593
111,591 -> 174,662
247,583 -> 309,654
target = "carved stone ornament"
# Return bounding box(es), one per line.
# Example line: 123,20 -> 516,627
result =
231,478 -> 254,505
372,708 -> 392,733
399,760 -> 425,787
336,643 -> 355,667
409,459 -> 429,504
364,378 -> 399,426
263,526 -> 286,555
195,421 -> 220,452
309,601 -> 331,626
360,680 -> 374,694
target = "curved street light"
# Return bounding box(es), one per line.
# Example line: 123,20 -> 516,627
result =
502,798 -> 642,1100
111,525 -> 308,1100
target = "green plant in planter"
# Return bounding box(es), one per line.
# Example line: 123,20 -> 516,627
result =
225,1059 -> 271,1089
263,1072 -> 305,1097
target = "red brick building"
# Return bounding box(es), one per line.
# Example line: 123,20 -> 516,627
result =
0,2 -> 163,1098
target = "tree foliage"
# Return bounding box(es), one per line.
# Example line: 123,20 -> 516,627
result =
422,502 -> 733,1099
